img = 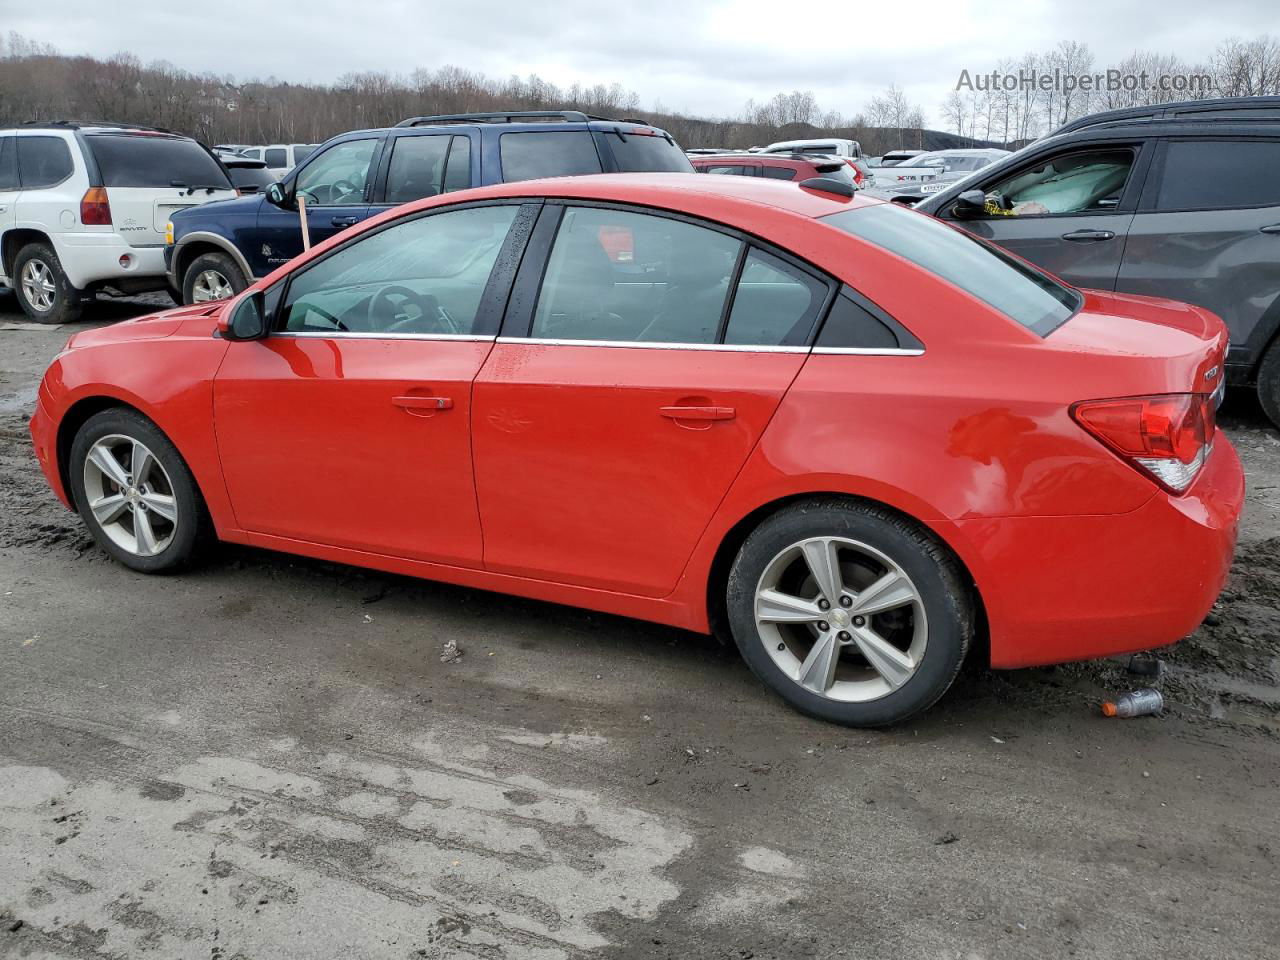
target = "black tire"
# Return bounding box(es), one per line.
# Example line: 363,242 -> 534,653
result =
1257,338 -> 1280,430
13,243 -> 83,324
726,499 -> 974,727
181,251 -> 247,306
68,408 -> 212,573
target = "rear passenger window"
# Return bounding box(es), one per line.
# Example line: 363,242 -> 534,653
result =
761,166 -> 797,181
16,137 -> 73,188
1154,139 -> 1280,211
723,249 -> 826,346
0,137 -> 17,190
705,165 -> 753,177
500,132 -> 602,182
531,207 -> 740,344
264,148 -> 288,168
385,135 -> 451,203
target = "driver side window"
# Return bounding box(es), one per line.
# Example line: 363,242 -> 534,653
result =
280,205 -> 519,336
293,138 -> 378,207
984,148 -> 1135,217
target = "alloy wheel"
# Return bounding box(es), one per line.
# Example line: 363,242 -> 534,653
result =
81,435 -> 179,557
191,269 -> 234,303
754,536 -> 927,702
20,259 -> 56,312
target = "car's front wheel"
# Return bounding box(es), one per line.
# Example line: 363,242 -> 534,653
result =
1257,337 -> 1280,431
727,499 -> 974,727
182,252 -> 247,305
69,409 -> 211,573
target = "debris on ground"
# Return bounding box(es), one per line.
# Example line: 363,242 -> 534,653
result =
1102,688 -> 1164,718
935,832 -> 960,845
440,639 -> 462,664
1127,654 -> 1165,678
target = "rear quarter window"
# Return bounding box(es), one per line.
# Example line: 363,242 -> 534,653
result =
605,132 -> 694,173
822,203 -> 1081,336
0,137 -> 17,190
87,135 -> 231,189
499,131 -> 602,182
16,136 -> 74,189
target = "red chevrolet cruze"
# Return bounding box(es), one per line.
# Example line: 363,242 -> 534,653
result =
29,174 -> 1243,726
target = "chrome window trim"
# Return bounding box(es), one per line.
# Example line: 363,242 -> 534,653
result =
273,331 -> 495,342
496,336 -> 809,353
812,346 -> 925,356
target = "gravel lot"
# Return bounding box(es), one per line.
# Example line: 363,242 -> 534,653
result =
1,292 -> 1278,960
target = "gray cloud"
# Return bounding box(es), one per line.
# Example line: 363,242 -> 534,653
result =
4,0 -> 1273,124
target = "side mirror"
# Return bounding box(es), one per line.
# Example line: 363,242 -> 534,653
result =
265,182 -> 288,207
951,189 -> 987,219
219,291 -> 268,341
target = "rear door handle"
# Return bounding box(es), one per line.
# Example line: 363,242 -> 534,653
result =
1061,229 -> 1116,242
660,405 -> 735,421
331,216 -> 360,228
1261,224 -> 1280,235
393,395 -> 452,412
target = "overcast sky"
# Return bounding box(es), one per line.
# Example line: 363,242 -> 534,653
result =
3,0 -> 1273,124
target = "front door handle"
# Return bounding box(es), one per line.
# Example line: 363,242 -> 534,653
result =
660,405 -> 735,421
1261,224 -> 1280,235
393,395 -> 453,414
1061,229 -> 1116,242
331,216 -> 360,228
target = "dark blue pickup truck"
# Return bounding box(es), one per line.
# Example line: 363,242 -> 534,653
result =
165,111 -> 692,303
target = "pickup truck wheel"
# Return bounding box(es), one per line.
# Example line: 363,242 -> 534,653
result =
183,252 -> 247,305
1258,338 -> 1280,430
14,243 -> 83,324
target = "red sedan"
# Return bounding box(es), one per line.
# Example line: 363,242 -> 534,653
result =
29,174 -> 1243,726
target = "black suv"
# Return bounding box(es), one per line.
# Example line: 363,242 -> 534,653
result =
165,111 -> 692,306
916,97 -> 1280,426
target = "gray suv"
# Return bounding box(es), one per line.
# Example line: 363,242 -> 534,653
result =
916,97 -> 1280,427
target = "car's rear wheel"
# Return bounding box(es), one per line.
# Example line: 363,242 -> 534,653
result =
69,409 -> 210,573
727,499 -> 973,727
14,243 -> 82,324
1257,337 -> 1280,430
183,252 -> 246,305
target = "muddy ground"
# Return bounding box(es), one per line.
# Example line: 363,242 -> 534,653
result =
1,292 -> 1277,960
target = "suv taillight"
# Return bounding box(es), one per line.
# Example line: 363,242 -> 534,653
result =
80,187 -> 112,226
1071,393 -> 1215,494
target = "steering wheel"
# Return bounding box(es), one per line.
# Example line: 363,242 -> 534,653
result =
330,179 -> 360,203
368,285 -> 460,334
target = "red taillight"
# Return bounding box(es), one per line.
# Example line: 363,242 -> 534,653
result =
1071,393 -> 1215,494
80,187 -> 112,226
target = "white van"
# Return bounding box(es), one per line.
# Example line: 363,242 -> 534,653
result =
236,143 -> 319,176
761,138 -> 864,160
0,122 -> 236,323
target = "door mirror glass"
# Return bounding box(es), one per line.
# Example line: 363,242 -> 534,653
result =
265,182 -> 288,207
952,190 -> 987,219
223,290 -> 268,340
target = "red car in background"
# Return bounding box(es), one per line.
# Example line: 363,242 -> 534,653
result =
29,174 -> 1242,727
691,152 -> 864,187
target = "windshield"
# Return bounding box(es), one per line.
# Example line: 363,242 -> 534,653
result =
897,153 -> 948,168
607,132 -> 694,172
87,134 -> 231,189
821,203 -> 1081,336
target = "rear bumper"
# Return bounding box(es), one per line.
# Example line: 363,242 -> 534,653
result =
29,394 -> 71,510
948,439 -> 1244,668
54,234 -> 167,289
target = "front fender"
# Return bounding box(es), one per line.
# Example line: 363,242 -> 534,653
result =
40,320 -> 237,536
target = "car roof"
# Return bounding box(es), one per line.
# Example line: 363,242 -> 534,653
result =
692,154 -> 829,167
1050,96 -> 1280,136
401,172 -> 881,220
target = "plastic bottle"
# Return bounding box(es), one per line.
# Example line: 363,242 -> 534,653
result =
1101,688 -> 1164,718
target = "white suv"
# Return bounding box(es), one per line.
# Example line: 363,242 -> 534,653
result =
0,122 -> 236,323
235,143 -> 318,176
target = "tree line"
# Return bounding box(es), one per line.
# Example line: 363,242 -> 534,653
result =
0,32 -> 1276,155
